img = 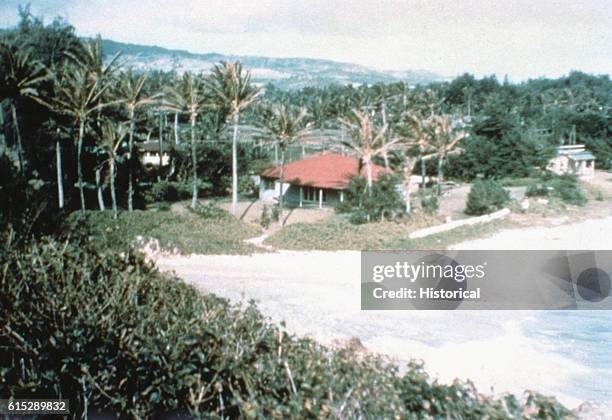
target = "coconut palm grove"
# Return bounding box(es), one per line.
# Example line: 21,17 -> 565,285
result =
0,8 -> 610,418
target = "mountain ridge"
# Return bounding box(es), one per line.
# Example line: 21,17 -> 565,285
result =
100,38 -> 446,90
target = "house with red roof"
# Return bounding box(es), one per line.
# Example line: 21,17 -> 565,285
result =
259,153 -> 391,208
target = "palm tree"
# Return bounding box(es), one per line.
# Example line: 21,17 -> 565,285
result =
424,115 -> 465,195
52,65 -> 120,211
164,72 -> 209,209
118,71 -> 159,211
338,109 -> 400,194
206,61 -> 261,215
403,112 -> 435,188
261,104 -> 311,220
100,119 -> 128,218
66,38 -> 122,87
0,42 -> 50,174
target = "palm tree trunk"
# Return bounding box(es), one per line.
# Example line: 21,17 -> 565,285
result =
437,156 -> 444,195
366,160 -> 373,194
77,118 -> 86,212
403,165 -> 412,213
190,113 -> 198,209
405,182 -> 412,213
110,157 -> 117,219
0,104 -> 6,158
127,109 -> 135,212
56,138 -> 64,209
421,158 -> 426,189
278,148 -> 285,225
96,167 -> 105,211
231,113 -> 239,215
158,111 -> 164,174
11,103 -> 24,174
174,112 -> 179,145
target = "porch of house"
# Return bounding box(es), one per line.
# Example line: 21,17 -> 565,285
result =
259,179 -> 345,209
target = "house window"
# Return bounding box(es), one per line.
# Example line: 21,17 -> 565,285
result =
303,187 -> 326,202
263,178 -> 275,190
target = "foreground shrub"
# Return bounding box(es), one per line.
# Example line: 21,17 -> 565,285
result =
0,238 -> 571,418
465,179 -> 511,215
526,173 -> 587,206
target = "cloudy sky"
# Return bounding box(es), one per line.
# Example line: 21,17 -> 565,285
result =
1,0 -> 610,80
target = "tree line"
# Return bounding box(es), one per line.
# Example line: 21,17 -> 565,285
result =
1,8 -> 610,232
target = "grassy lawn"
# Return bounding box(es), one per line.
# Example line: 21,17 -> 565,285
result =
66,208 -> 262,255
387,219 -> 515,249
264,214 -> 515,251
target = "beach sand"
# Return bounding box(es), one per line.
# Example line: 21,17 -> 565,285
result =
156,216 -> 612,409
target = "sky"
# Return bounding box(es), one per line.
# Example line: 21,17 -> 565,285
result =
1,0 -> 611,81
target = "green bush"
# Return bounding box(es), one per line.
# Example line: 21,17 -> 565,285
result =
337,175 -> 405,224
419,190 -> 439,214
238,176 -> 258,198
465,179 -> 510,215
271,205 -> 281,223
0,237 -> 571,418
144,180 -> 215,204
260,205 -> 272,228
190,202 -> 228,220
145,180 -> 179,203
526,174 -> 587,206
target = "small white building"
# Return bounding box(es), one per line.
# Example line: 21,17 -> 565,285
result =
547,145 -> 596,181
138,141 -> 173,168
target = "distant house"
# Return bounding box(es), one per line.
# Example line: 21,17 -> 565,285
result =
547,144 -> 596,180
137,142 -> 173,168
260,153 -> 390,208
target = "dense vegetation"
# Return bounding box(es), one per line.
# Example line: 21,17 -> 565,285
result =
525,173 -> 587,207
1,236 -> 572,418
1,8 -> 610,231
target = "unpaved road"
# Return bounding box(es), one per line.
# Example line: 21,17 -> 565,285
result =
451,216 -> 612,250
156,216 -> 612,409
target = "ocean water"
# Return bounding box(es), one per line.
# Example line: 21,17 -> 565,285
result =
523,311 -> 612,402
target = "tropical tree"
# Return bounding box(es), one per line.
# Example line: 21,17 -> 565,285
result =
0,42 -> 50,174
261,104 -> 311,220
67,38 -> 122,87
164,72 -> 209,209
118,71 -> 159,211
424,114 -> 465,194
339,109 -> 402,201
52,65 -> 120,211
206,61 -> 261,215
99,119 -> 127,218
403,112 -> 435,188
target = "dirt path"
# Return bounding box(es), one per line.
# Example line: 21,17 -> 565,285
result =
451,216 -> 612,250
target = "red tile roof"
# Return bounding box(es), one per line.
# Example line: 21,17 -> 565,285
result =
261,153 -> 390,190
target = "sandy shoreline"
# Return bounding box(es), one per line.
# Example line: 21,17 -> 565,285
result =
156,216 -> 612,409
